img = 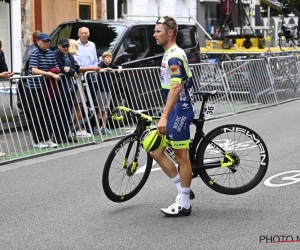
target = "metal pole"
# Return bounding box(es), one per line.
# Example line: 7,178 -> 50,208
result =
255,0 -> 261,34
189,16 -> 213,40
267,6 -> 271,52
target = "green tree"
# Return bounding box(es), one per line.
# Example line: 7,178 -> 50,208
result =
0,0 -> 10,3
261,0 -> 300,17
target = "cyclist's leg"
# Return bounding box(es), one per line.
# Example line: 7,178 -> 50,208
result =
160,102 -> 194,216
149,145 -> 178,178
150,108 -> 181,196
173,148 -> 192,188
171,103 -> 194,206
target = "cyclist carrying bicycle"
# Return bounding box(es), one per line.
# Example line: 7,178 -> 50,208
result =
152,16 -> 194,216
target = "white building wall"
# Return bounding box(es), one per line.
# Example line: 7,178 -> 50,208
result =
11,0 -> 22,72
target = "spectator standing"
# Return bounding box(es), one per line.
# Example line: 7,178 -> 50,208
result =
53,38 -> 80,143
74,27 -> 100,137
22,30 -> 41,68
0,40 -> 8,73
26,33 -> 60,148
95,51 -> 122,135
0,41 -> 13,157
68,39 -> 89,137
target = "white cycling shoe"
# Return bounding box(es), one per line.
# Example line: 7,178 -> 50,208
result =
160,201 -> 192,216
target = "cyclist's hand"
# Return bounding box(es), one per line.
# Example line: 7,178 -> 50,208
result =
157,117 -> 167,135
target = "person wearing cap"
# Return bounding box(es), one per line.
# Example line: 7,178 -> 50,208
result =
53,38 -> 80,143
22,30 -> 41,67
26,33 -> 60,149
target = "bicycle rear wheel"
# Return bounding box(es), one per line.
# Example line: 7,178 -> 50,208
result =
102,133 -> 153,202
197,124 -> 269,195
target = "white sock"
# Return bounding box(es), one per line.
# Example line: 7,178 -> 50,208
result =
171,174 -> 181,193
180,187 -> 190,209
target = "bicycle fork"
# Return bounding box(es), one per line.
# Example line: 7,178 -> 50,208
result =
122,140 -> 140,175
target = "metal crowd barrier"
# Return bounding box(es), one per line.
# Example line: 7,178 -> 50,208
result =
0,74 -> 94,164
1,55 -> 300,163
191,62 -> 234,117
221,58 -> 278,113
84,67 -> 164,142
267,56 -> 300,103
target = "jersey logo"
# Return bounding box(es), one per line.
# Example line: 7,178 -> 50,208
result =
170,65 -> 180,75
182,103 -> 189,108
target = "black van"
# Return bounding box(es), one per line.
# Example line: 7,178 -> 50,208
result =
49,19 -> 201,67
49,19 -> 201,113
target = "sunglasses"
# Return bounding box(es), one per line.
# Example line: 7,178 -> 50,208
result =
156,17 -> 173,30
61,45 -> 70,48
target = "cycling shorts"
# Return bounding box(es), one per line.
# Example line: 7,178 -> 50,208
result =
163,101 -> 194,149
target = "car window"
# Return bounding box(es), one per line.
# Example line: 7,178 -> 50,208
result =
122,28 -> 148,58
49,23 -> 126,57
177,25 -> 197,49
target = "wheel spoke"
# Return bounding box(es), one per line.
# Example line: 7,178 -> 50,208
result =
199,125 -> 268,194
102,134 -> 153,202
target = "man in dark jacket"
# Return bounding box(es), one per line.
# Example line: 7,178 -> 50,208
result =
0,40 -> 8,73
53,38 -> 80,143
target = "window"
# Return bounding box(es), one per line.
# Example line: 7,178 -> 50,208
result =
177,26 -> 197,49
49,23 -> 126,57
122,28 -> 148,58
77,0 -> 95,19
79,4 -> 91,19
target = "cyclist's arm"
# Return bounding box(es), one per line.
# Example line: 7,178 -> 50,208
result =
161,83 -> 182,119
161,57 -> 185,119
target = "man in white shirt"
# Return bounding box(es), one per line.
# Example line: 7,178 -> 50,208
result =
74,27 -> 100,138
75,27 -> 99,70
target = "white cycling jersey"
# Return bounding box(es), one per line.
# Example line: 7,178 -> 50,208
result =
160,45 -> 193,102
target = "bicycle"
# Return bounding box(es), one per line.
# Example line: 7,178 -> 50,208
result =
102,90 -> 269,202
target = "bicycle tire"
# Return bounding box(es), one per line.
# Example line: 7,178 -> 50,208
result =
102,133 -> 153,202
197,124 -> 269,195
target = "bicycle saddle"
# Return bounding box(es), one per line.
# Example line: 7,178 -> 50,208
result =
194,90 -> 218,97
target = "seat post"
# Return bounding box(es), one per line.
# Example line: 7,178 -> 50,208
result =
199,95 -> 209,119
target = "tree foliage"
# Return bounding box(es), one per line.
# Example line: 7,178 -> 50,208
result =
261,0 -> 300,17
0,0 -> 10,3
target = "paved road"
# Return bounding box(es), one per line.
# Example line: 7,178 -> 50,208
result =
1,101 -> 300,250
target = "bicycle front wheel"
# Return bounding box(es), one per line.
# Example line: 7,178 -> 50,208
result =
102,133 -> 153,202
197,124 -> 269,195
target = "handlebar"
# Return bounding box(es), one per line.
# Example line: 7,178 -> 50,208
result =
107,106 -> 153,122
